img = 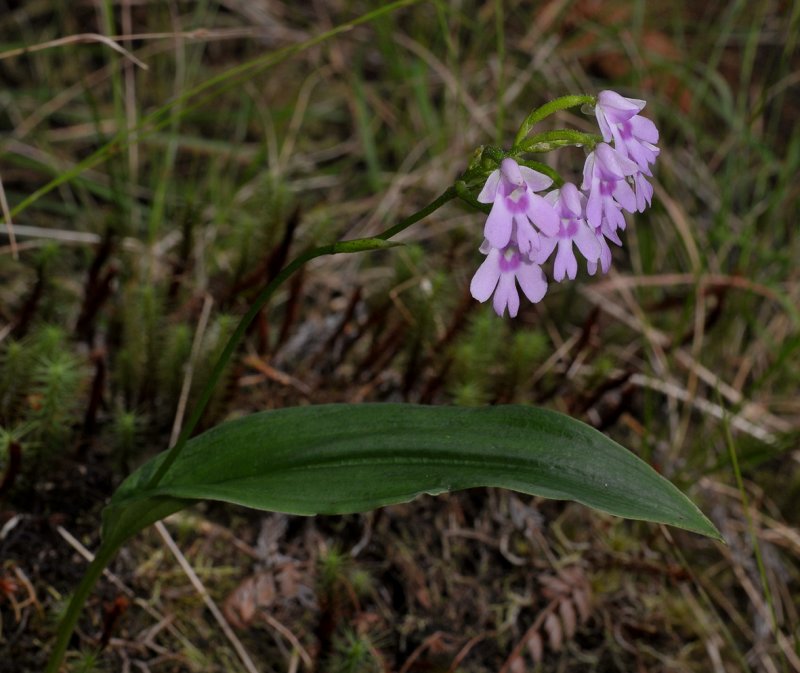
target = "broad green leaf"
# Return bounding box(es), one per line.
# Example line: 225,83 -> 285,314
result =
102,404 -> 721,545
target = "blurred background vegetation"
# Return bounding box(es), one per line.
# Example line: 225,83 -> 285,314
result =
1,0 -> 799,671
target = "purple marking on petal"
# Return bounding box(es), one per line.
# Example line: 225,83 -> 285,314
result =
564,218 -> 579,238
470,249 -> 502,302
498,246 -> 521,272
504,189 -> 529,214
477,170 -> 501,203
484,198 -> 513,249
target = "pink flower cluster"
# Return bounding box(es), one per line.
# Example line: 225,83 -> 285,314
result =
470,91 -> 659,317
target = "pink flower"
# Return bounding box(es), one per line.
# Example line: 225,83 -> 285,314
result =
595,90 -> 660,175
582,143 -> 639,231
612,115 -> 660,173
478,158 -> 559,255
594,90 -> 645,142
587,219 -> 622,276
535,183 -> 601,282
470,241 -> 548,318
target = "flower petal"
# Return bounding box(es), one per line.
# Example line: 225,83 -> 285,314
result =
477,169 -> 501,203
597,90 -> 646,121
514,217 -> 540,256
585,180 -> 604,231
573,224 -> 602,262
500,158 -> 524,187
516,262 -> 548,303
631,115 -> 659,143
554,239 -> 577,281
483,198 -> 513,249
493,272 -> 519,318
470,248 -> 502,302
595,109 -> 614,143
527,193 -> 560,236
602,220 -> 623,245
598,236 -> 612,273
612,178 -> 637,213
519,166 -> 553,192
604,201 -> 626,231
597,143 -> 639,178
633,172 -> 653,211
560,182 -> 583,218
581,152 -> 596,191
534,234 -> 558,264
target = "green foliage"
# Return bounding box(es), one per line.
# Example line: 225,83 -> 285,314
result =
114,282 -> 165,406
328,629 -> 382,673
450,311 -> 549,405
158,323 -> 193,416
0,326 -> 84,453
0,339 -> 35,421
111,408 -> 140,468
319,547 -> 350,592
31,350 -> 83,447
102,404 -> 719,552
192,313 -> 238,424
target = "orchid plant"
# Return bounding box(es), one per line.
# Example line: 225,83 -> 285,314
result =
45,91 -> 718,673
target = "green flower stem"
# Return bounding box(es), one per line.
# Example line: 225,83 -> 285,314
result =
513,94 -> 596,150
517,129 -> 603,154
455,181 -> 491,214
45,541 -> 120,673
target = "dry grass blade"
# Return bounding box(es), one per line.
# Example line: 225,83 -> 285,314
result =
154,522 -> 261,673
0,33 -> 148,69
